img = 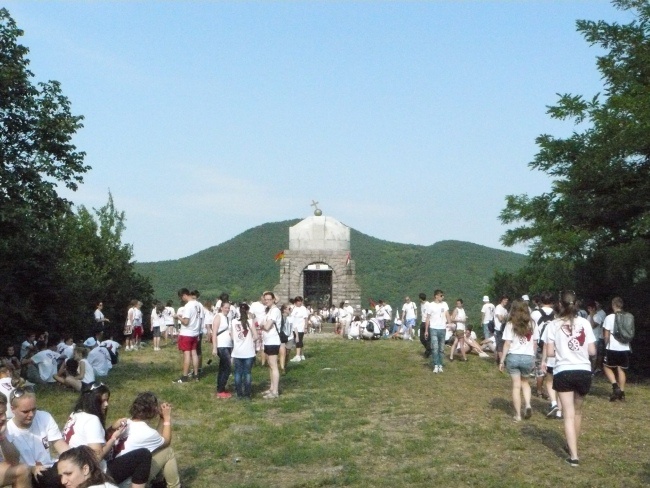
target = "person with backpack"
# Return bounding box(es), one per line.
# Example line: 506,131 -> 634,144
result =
602,296 -> 633,401
533,292 -> 560,418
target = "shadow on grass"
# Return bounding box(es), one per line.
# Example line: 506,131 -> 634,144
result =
179,465 -> 199,487
641,463 -> 650,485
520,424 -> 566,460
489,396 -> 512,415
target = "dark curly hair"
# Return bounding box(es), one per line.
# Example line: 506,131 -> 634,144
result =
58,445 -> 115,488
129,391 -> 160,421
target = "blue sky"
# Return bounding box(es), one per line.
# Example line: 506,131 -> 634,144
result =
4,1 -> 632,262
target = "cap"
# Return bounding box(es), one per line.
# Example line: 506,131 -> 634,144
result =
482,296 -> 489,302
522,295 -> 530,301
83,337 -> 97,347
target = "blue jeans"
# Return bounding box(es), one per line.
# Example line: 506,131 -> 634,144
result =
217,347 -> 232,392
429,328 -> 446,367
482,323 -> 493,341
233,357 -> 255,398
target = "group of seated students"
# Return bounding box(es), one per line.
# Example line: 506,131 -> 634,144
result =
0,384 -> 179,488
1,331 -> 120,394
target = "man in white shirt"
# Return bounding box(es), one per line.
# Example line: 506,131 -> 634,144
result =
424,290 -> 451,373
603,297 -> 632,401
7,389 -> 70,488
480,296 -> 495,340
494,296 -> 509,365
24,341 -> 59,385
418,293 -> 431,357
0,392 -> 31,488
174,288 -> 201,383
85,337 -> 112,377
401,297 -> 417,341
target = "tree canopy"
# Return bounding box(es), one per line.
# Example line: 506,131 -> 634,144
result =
495,0 -> 650,371
0,8 -> 152,343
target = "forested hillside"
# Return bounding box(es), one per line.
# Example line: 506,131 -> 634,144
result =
136,220 -> 526,318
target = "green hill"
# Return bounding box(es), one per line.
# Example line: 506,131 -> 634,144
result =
135,219 -> 526,319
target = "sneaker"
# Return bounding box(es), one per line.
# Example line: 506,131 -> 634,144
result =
479,352 -> 489,358
216,392 -> 232,399
565,458 -> 579,467
433,365 -> 439,373
524,407 -> 532,419
546,404 -> 559,418
290,356 -> 302,362
263,392 -> 278,399
438,366 -> 444,373
300,355 -> 306,361
609,388 -> 624,402
556,411 -> 562,419
174,376 -> 190,383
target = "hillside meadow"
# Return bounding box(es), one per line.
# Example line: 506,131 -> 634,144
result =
135,220 -> 527,315
35,335 -> 649,487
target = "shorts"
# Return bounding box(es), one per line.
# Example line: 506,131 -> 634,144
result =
123,325 -> 133,337
177,335 -> 198,352
264,345 -> 280,356
505,353 -> 534,376
132,326 -> 143,339
604,350 -> 630,369
494,330 -> 504,352
152,326 -> 161,338
405,318 -> 416,327
553,370 -> 592,396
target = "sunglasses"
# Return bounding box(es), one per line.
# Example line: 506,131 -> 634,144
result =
10,386 -> 34,401
82,382 -> 106,393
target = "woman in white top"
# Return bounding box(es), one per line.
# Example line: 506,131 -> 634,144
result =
211,302 -> 234,399
58,445 -> 119,488
55,348 -> 95,392
261,292 -> 281,399
229,303 -> 259,399
61,384 -> 151,487
124,300 -> 137,351
500,300 -> 538,422
449,299 -> 468,361
545,290 -> 596,467
132,301 -> 144,350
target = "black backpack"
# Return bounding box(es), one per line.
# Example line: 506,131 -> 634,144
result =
536,309 -> 555,354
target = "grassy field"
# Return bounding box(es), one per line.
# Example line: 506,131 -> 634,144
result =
36,335 -> 650,487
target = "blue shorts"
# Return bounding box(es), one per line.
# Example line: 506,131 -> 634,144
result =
405,318 -> 416,327
505,353 -> 534,376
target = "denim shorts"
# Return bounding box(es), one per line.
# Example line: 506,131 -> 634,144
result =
505,353 -> 534,376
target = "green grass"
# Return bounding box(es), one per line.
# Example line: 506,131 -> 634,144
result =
36,336 -> 650,487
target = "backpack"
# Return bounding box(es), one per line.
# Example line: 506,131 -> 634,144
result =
101,345 -> 118,365
536,309 -> 555,354
613,312 -> 635,344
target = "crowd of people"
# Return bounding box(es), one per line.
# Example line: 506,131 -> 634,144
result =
0,287 -> 635,485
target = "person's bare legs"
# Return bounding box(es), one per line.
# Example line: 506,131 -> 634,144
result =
511,374 -> 522,420
279,344 -> 286,373
559,391 -> 585,460
0,461 -> 32,488
267,355 -> 279,396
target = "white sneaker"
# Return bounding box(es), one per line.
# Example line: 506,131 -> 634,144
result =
433,365 -> 439,373
479,351 -> 489,358
300,355 -> 305,361
290,356 -> 302,362
439,366 -> 444,373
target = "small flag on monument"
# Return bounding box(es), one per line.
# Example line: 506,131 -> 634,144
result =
274,250 -> 285,262
346,252 -> 351,266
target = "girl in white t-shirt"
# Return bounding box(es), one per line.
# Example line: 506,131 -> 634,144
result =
545,291 -> 596,467
500,300 -> 539,422
230,303 -> 259,399
449,299 -> 468,361
62,384 -> 151,487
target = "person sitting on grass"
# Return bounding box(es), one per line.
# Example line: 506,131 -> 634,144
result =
113,392 -> 180,488
499,300 -> 538,422
62,384 -> 151,488
0,391 -> 32,488
57,445 -> 118,488
55,347 -> 95,392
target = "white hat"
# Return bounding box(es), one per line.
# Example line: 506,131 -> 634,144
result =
522,295 -> 530,301
482,296 -> 489,302
83,337 -> 97,347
